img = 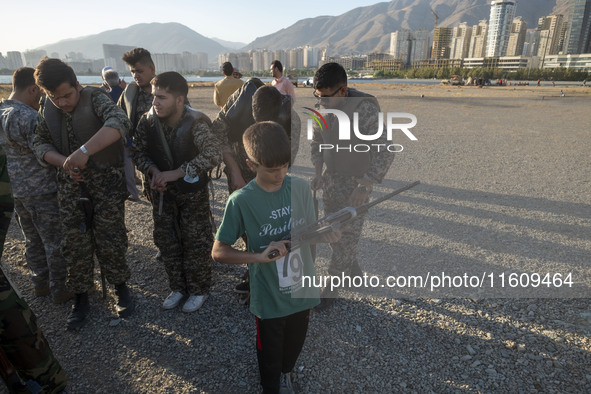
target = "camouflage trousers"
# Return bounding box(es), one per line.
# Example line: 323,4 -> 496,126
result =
322,172 -> 368,276
152,186 -> 213,295
14,194 -> 68,295
56,167 -> 130,294
0,268 -> 67,393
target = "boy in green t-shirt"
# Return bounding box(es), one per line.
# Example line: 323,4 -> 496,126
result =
212,121 -> 338,393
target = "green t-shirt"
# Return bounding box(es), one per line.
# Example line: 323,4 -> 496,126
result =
216,175 -> 320,319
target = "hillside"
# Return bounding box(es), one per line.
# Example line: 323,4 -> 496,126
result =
38,22 -> 227,60
35,1 -> 574,59
245,0 -> 569,55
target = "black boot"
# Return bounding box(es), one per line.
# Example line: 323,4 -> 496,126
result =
115,283 -> 134,318
66,292 -> 89,331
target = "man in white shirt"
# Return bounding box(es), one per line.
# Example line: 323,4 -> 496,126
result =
270,60 -> 295,102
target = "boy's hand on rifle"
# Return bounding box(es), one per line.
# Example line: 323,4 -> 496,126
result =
261,240 -> 291,262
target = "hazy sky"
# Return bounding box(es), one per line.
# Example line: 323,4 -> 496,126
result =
1,0 -> 384,54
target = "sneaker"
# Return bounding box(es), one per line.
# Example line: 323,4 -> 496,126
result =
182,294 -> 208,313
115,283 -> 135,318
66,292 -> 89,331
162,291 -> 184,310
234,281 -> 250,294
279,372 -> 295,394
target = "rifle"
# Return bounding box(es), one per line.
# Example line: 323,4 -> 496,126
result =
267,180 -> 420,259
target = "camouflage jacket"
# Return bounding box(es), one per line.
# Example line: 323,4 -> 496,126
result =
311,88 -> 394,183
0,99 -> 57,197
117,85 -> 153,133
133,107 -> 222,182
33,88 -> 131,168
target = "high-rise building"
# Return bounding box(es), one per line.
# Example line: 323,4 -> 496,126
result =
272,50 -> 288,68
251,50 -> 265,71
303,46 -> 319,68
22,50 -> 47,68
486,0 -> 517,57
181,52 -> 208,71
432,27 -> 453,59
557,21 -> 570,54
411,30 -> 431,63
6,52 -> 24,70
390,30 -> 412,64
522,30 -> 536,56
262,50 -> 274,69
506,17 -> 528,56
468,20 -> 489,58
449,23 -> 472,59
565,0 -> 591,54
152,53 -> 183,72
103,44 -> 136,73
537,15 -> 565,57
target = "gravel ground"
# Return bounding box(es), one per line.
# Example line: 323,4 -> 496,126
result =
1,82 -> 590,393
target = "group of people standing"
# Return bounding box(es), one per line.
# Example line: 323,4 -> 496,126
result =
0,48 -> 394,393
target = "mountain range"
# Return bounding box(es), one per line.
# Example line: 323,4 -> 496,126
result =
39,22 -> 228,60
245,0 -> 572,55
37,0 -> 572,60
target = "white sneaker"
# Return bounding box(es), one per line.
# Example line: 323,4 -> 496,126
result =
162,291 -> 184,310
182,294 -> 208,313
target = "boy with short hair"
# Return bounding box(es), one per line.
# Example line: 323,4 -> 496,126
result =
212,121 -> 332,393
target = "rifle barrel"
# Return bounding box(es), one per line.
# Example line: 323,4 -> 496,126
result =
357,180 -> 420,214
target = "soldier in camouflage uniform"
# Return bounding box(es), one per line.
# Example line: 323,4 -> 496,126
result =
310,63 -> 395,309
32,58 -> 134,330
211,81 -> 301,195
0,146 -> 68,393
119,48 -> 157,202
0,67 -> 71,304
132,72 -> 221,313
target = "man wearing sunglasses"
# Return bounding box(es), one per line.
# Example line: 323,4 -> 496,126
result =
310,62 -> 395,310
